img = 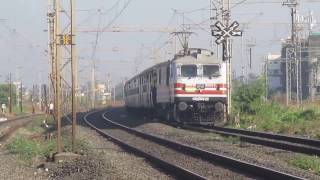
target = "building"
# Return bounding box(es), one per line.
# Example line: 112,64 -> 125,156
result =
308,33 -> 320,101
269,33 -> 320,101
96,83 -> 112,104
266,54 -> 282,93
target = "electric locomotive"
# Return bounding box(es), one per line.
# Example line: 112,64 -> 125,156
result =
124,48 -> 227,125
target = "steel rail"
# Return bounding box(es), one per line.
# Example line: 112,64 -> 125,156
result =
185,125 -> 320,156
0,114 -> 43,126
210,126 -> 320,147
84,111 -> 207,180
101,110 -> 304,180
0,115 -> 41,141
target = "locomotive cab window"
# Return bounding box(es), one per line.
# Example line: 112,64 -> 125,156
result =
203,65 -> 220,77
181,65 -> 197,77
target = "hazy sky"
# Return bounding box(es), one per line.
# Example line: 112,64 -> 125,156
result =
1,0 -> 320,87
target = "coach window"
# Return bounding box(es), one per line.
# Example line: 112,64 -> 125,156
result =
166,66 -> 170,86
159,69 -> 162,85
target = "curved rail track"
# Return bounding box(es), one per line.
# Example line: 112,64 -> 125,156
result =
84,111 -> 207,180
84,110 -> 304,180
184,125 -> 320,156
0,114 -> 42,141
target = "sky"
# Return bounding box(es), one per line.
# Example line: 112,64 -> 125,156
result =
0,0 -> 320,88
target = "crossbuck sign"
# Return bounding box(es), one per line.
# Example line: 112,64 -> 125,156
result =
211,21 -> 242,44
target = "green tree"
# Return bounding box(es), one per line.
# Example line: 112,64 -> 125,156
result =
0,84 -> 16,105
232,77 -> 266,114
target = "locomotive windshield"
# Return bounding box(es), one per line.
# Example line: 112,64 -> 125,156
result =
203,65 -> 220,77
181,65 -> 197,77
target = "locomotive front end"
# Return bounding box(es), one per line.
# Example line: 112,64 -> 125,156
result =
172,50 -> 227,126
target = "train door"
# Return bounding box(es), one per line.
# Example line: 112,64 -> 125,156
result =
139,76 -> 142,106
151,69 -> 157,107
166,64 -> 170,102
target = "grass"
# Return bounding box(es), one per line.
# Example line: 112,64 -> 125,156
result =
234,102 -> 320,138
26,115 -> 55,133
6,114 -> 88,165
6,136 -> 56,164
223,136 -> 241,144
62,136 -> 89,153
232,78 -> 320,138
289,155 -> 320,175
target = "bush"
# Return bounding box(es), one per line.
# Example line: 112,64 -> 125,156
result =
6,136 -> 56,163
232,78 -> 266,114
7,136 -> 41,162
290,155 -> 320,175
232,78 -> 320,135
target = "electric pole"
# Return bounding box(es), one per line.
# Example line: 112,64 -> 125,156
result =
283,0 -> 300,106
50,0 -> 78,153
20,82 -> 22,113
9,73 -> 12,114
91,61 -> 95,109
54,0 -> 62,153
71,0 -> 78,152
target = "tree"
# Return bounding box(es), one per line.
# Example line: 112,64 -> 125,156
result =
232,77 -> 266,114
0,84 -> 16,105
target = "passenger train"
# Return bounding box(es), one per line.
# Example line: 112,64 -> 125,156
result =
124,48 -> 227,126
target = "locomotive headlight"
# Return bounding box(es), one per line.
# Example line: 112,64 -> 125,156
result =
178,102 -> 188,111
214,102 -> 224,112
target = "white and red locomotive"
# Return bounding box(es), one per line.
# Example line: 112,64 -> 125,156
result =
124,48 -> 227,125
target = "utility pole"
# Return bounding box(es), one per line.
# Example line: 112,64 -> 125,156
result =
9,73 -> 12,114
211,0 -> 242,118
264,58 -> 269,100
47,0 -> 55,112
38,72 -> 42,111
51,0 -> 78,153
91,61 -> 95,109
71,0 -> 78,152
20,82 -> 22,113
32,85 -> 35,114
247,38 -> 256,70
55,0 -> 62,153
283,0 -> 300,106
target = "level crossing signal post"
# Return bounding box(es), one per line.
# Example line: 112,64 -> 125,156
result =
210,0 -> 242,118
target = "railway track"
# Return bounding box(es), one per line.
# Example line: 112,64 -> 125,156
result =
0,114 -> 41,126
84,110 -> 304,180
183,125 -> 320,156
0,114 -> 42,141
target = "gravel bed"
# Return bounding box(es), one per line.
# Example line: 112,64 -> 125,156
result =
0,146 -> 47,180
0,115 -> 42,139
87,113 -> 252,180
76,125 -> 172,180
0,114 -> 48,180
106,108 -> 320,180
47,155 -> 105,180
0,148 -> 47,180
0,112 -> 170,180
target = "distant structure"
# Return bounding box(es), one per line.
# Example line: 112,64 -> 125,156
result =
266,54 -> 282,93
308,33 -> 320,101
96,83 -> 112,104
267,32 -> 320,101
